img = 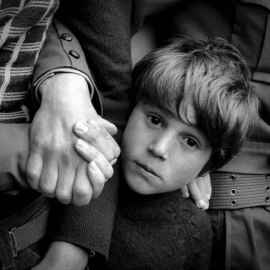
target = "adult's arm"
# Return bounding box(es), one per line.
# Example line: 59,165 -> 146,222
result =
27,18 -> 120,206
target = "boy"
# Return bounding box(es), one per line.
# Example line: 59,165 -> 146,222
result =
73,37 -> 259,269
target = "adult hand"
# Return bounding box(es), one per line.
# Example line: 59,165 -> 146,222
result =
26,73 -> 120,206
180,174 -> 212,210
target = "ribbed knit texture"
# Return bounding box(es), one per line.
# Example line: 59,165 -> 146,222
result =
0,0 -> 59,123
50,164 -> 120,260
97,183 -> 213,270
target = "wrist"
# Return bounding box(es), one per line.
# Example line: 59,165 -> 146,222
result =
39,73 -> 90,104
36,73 -> 97,119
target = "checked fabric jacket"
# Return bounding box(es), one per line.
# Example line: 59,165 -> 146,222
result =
0,0 -> 59,123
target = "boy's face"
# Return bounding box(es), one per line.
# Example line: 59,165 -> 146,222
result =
121,100 -> 212,195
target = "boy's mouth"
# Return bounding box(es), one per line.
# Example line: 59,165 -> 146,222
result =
136,162 -> 160,178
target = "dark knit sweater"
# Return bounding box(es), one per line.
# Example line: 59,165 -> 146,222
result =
0,0 -> 59,123
96,183 -> 212,270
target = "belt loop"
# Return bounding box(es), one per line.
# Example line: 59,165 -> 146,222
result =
0,227 -> 15,270
9,228 -> 18,257
225,211 -> 232,270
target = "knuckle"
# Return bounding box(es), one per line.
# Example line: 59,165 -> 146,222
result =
92,182 -> 105,199
109,141 -> 120,158
87,127 -> 99,141
30,137 -> 44,149
74,185 -> 90,200
26,168 -> 40,187
73,186 -> 92,206
55,144 -> 71,156
55,189 -> 71,204
74,196 -> 91,207
114,145 -> 121,158
87,165 -> 105,182
89,147 -> 100,160
106,148 -> 115,162
105,166 -> 114,180
92,189 -> 102,199
39,182 -> 55,195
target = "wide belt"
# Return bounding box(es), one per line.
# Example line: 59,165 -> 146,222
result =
209,172 -> 270,209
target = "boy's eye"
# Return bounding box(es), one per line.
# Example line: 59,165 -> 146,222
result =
183,137 -> 198,148
148,115 -> 162,126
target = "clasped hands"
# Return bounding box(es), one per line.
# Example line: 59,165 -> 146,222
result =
26,73 -> 120,206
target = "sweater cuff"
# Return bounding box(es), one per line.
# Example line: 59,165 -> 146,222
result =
32,68 -> 102,115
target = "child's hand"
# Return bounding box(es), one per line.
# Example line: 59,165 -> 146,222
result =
31,241 -> 88,270
73,120 -> 119,198
180,175 -> 212,210
73,120 -> 120,198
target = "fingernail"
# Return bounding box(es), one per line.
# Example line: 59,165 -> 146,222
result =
182,193 -> 189,199
207,194 -> 211,200
197,200 -> 206,208
90,161 -> 99,172
77,139 -> 89,149
75,122 -> 88,132
110,158 -> 117,166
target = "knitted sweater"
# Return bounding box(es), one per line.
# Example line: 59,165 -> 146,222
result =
95,183 -> 213,270
0,0 -> 59,123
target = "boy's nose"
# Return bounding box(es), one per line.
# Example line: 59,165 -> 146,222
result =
148,134 -> 172,160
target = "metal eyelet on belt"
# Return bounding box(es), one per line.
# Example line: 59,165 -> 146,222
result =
266,186 -> 270,192
231,189 -> 236,195
229,174 -> 236,181
265,196 -> 270,203
230,199 -> 237,206
266,174 -> 270,179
